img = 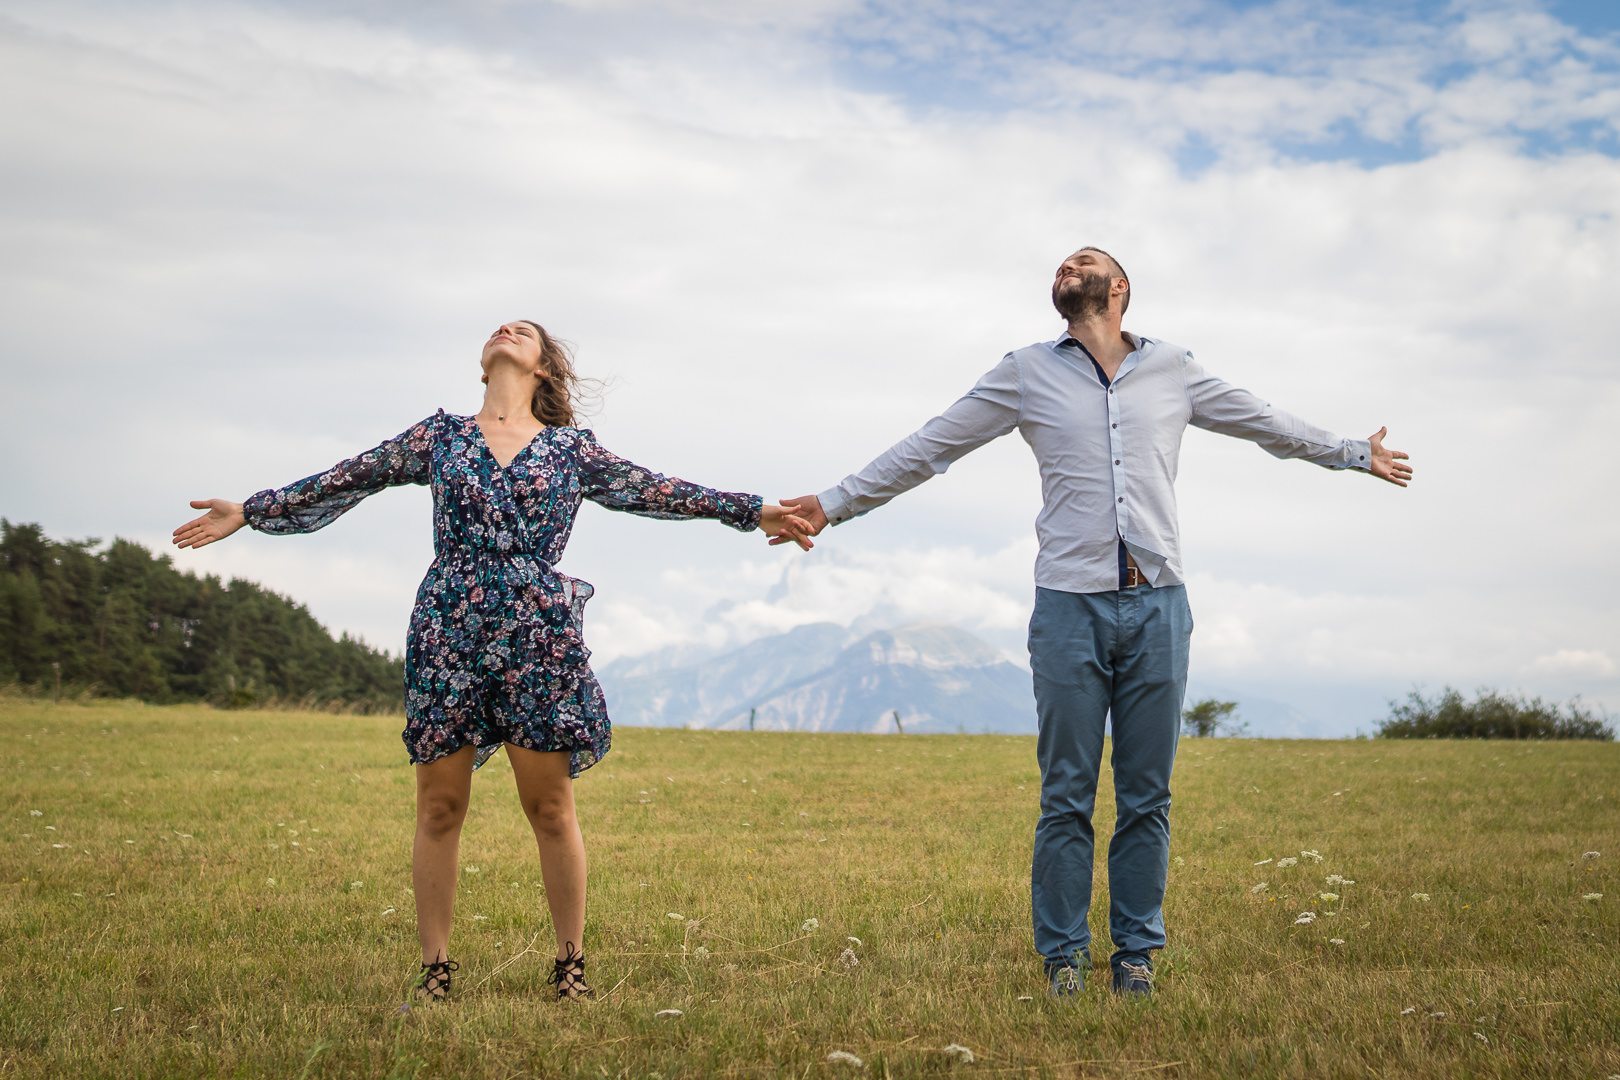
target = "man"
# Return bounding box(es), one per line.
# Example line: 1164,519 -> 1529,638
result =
779,248 -> 1412,997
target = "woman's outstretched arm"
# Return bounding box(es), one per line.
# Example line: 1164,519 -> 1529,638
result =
575,431 -> 813,549
172,415 -> 436,549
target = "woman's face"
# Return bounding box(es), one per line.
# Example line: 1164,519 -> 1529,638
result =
480,321 -> 545,382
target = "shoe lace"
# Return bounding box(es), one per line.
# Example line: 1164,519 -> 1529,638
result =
1119,961 -> 1154,984
1055,966 -> 1080,991
548,940 -> 593,1000
415,958 -> 460,999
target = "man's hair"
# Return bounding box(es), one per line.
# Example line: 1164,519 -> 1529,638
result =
1079,246 -> 1130,315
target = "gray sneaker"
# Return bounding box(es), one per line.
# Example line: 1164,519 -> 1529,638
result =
1048,964 -> 1084,998
1112,959 -> 1154,998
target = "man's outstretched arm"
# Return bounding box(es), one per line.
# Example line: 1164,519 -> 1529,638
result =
771,355 -> 1022,543
1185,354 -> 1414,487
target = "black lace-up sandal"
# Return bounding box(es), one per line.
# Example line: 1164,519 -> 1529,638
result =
548,941 -> 593,1001
413,957 -> 460,1003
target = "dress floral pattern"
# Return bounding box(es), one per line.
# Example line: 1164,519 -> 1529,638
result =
242,411 -> 761,775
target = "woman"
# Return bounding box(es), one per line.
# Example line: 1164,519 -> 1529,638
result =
173,320 -> 812,1002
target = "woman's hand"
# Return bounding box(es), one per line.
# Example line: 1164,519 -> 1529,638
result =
173,499 -> 247,549
760,505 -> 815,551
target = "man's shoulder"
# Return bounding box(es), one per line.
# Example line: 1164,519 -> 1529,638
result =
1131,334 -> 1191,359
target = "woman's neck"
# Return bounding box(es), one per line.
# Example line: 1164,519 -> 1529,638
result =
479,367 -> 540,426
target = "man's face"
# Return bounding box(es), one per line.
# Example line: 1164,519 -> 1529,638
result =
1052,250 -> 1120,322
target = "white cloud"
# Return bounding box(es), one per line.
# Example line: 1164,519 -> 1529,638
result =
1528,649 -> 1616,677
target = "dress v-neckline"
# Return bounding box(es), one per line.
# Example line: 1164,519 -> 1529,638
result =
472,416 -> 547,471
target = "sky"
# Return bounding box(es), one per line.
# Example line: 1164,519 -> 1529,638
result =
2,0 -> 1617,734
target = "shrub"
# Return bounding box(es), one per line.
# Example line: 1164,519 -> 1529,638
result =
1376,687 -> 1614,741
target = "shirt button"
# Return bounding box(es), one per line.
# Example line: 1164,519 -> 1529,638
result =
1112,423 -> 1117,429
1115,459 -> 1121,465
1117,497 -> 1124,503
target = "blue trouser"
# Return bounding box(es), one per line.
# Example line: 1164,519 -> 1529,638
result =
1028,582 -> 1191,973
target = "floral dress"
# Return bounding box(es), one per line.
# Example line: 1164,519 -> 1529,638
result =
242,411 -> 761,775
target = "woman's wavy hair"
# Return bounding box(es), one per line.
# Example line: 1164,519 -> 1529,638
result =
515,320 -> 602,428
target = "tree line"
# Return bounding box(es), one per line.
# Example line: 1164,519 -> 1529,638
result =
0,520 -> 402,712
1181,689 -> 1612,740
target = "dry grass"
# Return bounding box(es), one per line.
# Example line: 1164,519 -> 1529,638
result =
0,698 -> 1615,1078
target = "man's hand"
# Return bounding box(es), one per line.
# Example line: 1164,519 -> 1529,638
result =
760,505 -> 815,551
1367,427 -> 1413,488
771,495 -> 828,544
172,499 -> 247,549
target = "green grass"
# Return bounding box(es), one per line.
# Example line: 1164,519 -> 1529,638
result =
1,698 -> 1616,1079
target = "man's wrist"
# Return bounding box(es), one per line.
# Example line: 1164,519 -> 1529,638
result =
816,487 -> 850,526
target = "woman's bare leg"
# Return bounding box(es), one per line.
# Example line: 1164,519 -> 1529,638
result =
414,746 -> 475,966
507,746 -> 587,960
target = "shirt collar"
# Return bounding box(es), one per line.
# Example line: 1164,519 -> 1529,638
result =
1055,330 -> 1144,353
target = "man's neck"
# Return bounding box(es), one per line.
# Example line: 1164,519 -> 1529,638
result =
1065,316 -> 1134,379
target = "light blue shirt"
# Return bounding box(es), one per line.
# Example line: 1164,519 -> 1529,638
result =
818,332 -> 1372,594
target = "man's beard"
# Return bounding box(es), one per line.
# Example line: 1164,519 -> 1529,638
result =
1052,270 -> 1112,322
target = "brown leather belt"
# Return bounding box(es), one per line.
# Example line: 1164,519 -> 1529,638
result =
1123,556 -> 1147,588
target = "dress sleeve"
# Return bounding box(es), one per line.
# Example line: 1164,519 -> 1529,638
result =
242,416 -> 436,535
574,430 -> 762,533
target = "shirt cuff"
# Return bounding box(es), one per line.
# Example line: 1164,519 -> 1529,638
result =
1345,439 -> 1372,471
817,486 -> 853,526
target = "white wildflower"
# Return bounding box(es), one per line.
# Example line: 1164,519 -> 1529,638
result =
1474,1032 -> 1489,1045
1300,850 -> 1323,863
1428,1012 -> 1446,1019
29,810 -> 41,817
839,948 -> 860,970
1400,1007 -> 1416,1015
667,912 -> 685,921
45,826 -> 56,831
1325,874 -> 1348,886
1582,851 -> 1601,861
1293,912 -> 1316,925
1277,857 -> 1299,869
381,907 -> 396,916
1253,858 -> 1273,866
1329,938 -> 1346,945
802,918 -> 820,931
266,878 -> 276,886
465,866 -> 479,874
825,1051 -> 863,1068
1173,856 -> 1185,867
655,1009 -> 683,1019
350,881 -> 364,891
1251,883 -> 1269,894
1582,893 -> 1603,902
941,1044 -> 975,1064
1320,892 -> 1340,902
473,915 -> 489,921
721,963 -> 739,972
847,937 -> 863,946
1412,893 -> 1431,902
694,946 -> 710,959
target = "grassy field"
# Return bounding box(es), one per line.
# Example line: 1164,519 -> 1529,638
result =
0,698 -> 1615,1079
